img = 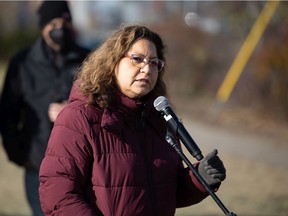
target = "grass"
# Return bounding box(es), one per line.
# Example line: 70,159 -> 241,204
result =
175,149 -> 288,216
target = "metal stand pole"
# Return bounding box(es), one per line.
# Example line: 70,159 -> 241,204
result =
166,133 -> 237,216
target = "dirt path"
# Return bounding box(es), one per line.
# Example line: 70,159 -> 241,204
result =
0,114 -> 288,216
182,116 -> 288,169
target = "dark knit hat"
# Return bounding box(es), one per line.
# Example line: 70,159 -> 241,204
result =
37,0 -> 72,28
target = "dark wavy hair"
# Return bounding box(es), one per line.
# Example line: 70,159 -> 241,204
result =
76,24 -> 167,108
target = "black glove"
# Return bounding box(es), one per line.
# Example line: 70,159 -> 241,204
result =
198,149 -> 226,188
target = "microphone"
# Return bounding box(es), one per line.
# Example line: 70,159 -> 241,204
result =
154,96 -> 203,161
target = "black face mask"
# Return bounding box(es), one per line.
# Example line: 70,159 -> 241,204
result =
49,27 -> 74,52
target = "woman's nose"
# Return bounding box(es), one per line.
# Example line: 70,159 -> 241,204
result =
140,62 -> 152,74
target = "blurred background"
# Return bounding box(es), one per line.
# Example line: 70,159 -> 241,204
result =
0,1 -> 288,216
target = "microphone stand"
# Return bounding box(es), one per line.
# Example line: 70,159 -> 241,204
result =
166,131 -> 237,216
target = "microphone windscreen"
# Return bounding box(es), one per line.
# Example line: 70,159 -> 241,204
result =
154,96 -> 170,111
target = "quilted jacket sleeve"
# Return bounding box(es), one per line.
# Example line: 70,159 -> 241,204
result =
176,163 -> 211,207
39,105 -> 99,216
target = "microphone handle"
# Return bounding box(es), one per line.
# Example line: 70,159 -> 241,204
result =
162,107 -> 203,161
177,123 -> 203,161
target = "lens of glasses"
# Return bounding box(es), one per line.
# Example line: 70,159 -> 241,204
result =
156,60 -> 164,71
130,55 -> 144,65
130,54 -> 164,72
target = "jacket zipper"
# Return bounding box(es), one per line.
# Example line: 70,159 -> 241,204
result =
138,107 -> 157,216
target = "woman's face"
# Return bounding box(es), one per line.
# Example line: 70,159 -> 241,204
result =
115,39 -> 159,99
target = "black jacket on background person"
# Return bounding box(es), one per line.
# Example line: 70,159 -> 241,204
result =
0,37 -> 89,171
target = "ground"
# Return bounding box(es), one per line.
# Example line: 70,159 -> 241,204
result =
0,96 -> 288,216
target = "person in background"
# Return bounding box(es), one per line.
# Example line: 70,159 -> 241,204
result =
39,25 -> 226,216
0,1 -> 89,215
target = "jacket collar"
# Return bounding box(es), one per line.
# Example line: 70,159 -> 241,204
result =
101,92 -> 156,135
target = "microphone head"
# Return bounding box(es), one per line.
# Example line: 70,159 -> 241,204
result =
154,96 -> 170,111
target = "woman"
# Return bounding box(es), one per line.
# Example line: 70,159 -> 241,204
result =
39,25 -> 226,216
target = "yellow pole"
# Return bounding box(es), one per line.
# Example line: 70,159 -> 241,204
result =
216,0 -> 280,102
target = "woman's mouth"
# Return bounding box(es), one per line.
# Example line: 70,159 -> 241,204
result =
135,78 -> 149,84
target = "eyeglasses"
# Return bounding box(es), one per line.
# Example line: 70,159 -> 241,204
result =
126,54 -> 165,72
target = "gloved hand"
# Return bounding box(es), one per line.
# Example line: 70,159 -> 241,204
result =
198,149 -> 226,188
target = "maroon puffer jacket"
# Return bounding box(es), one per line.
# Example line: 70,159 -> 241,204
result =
39,84 -> 209,216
